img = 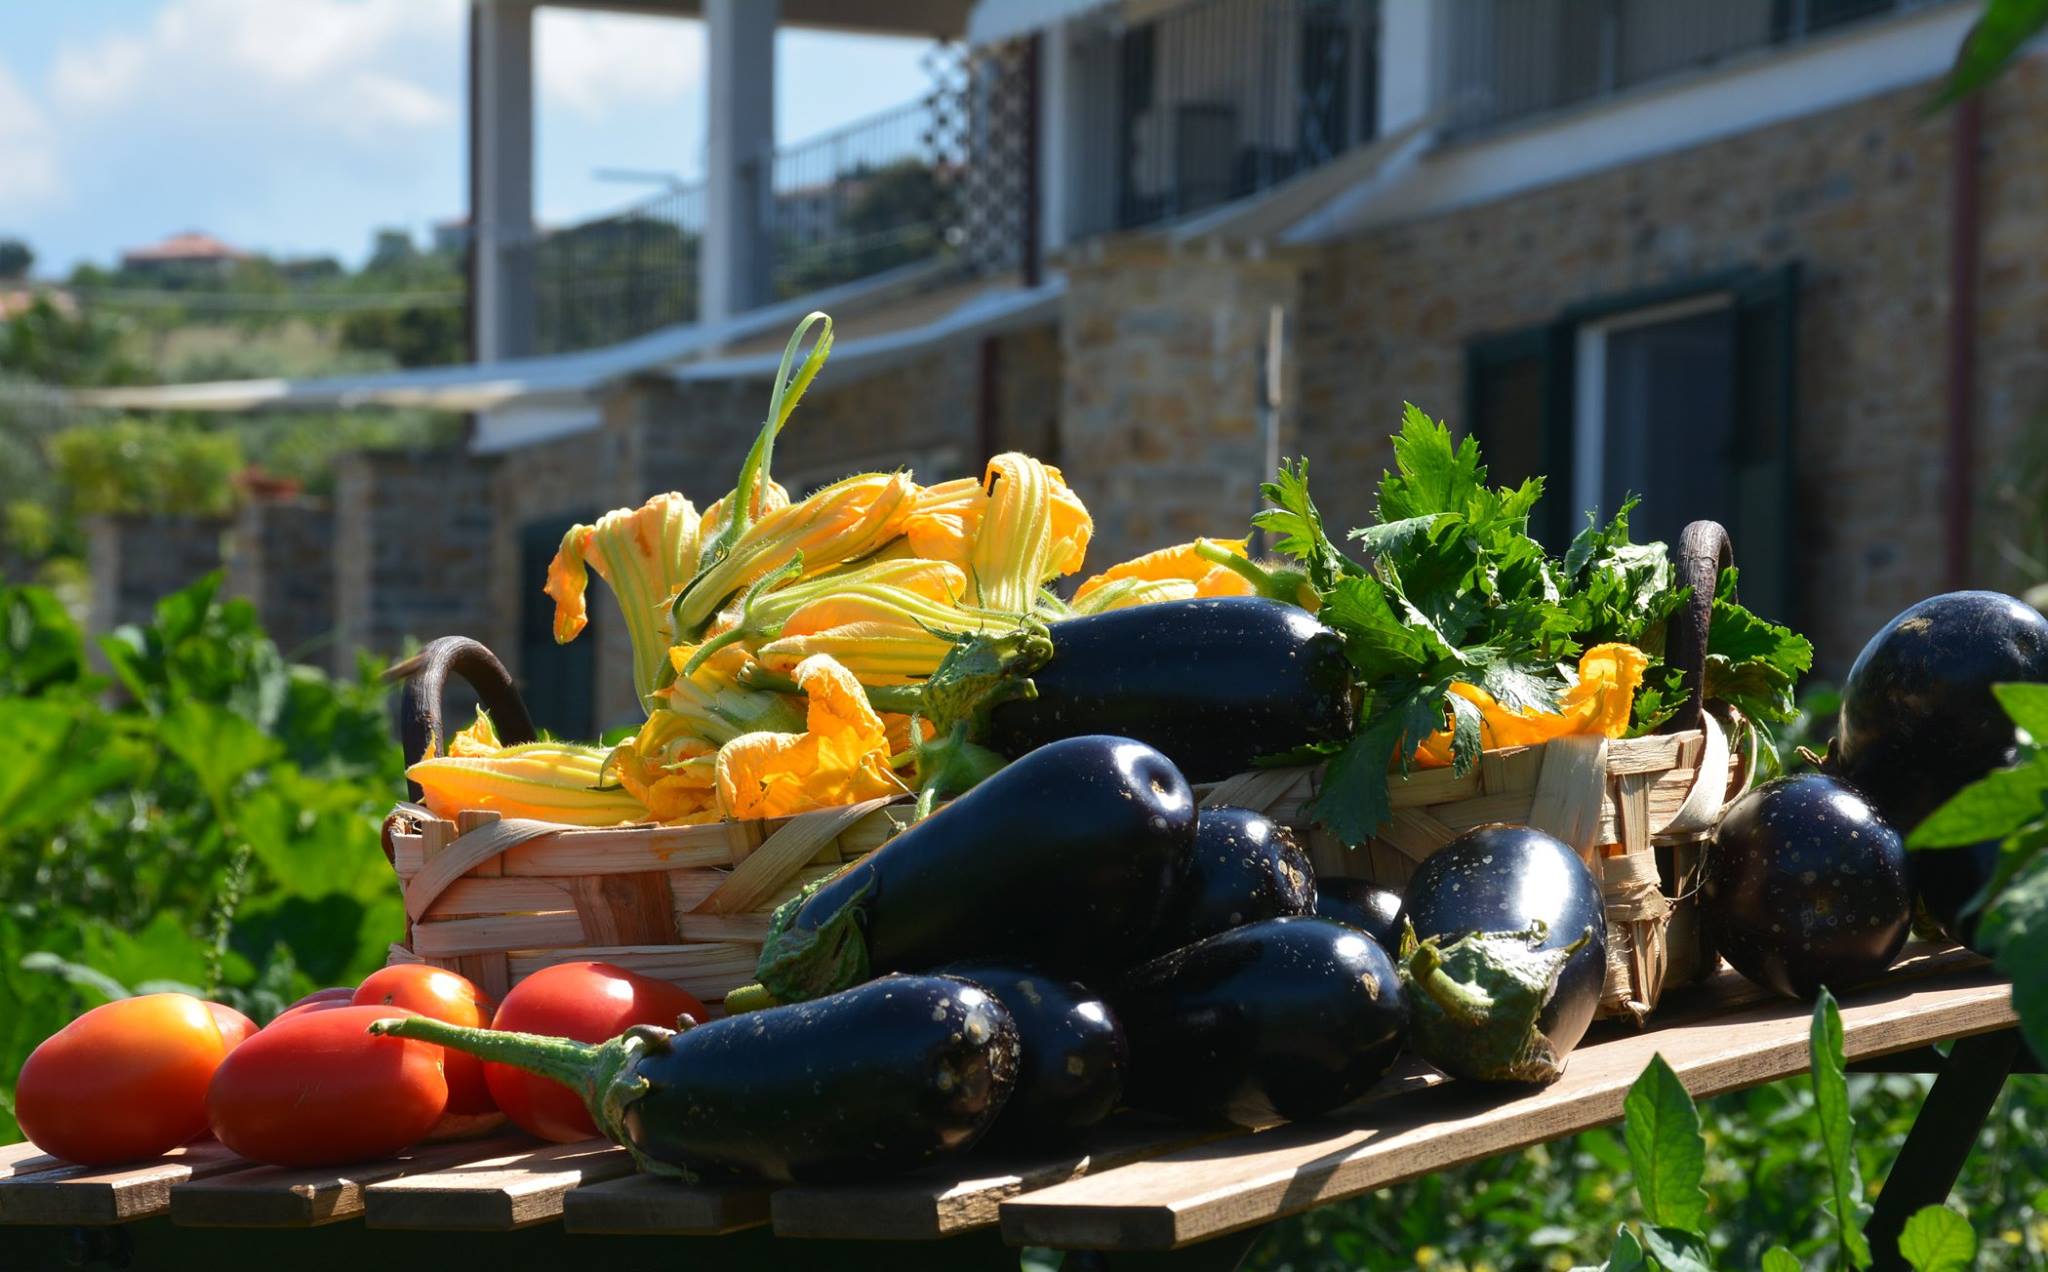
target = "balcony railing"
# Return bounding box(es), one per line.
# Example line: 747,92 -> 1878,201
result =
534,183 -> 705,355
1439,0 -> 1950,137
1068,0 -> 1380,239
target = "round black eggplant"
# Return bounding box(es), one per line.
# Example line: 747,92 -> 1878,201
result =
1397,825 -> 1608,1059
1834,590 -> 2048,832
1111,916 -> 1408,1127
986,598 -> 1353,783
1142,807 -> 1317,956
1314,877 -> 1403,950
933,962 -> 1126,1146
1701,775 -> 1912,1000
767,736 -> 1194,998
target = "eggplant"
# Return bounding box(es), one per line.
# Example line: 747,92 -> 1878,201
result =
1142,807 -> 1317,956
1702,775 -> 1912,1000
933,963 -> 1125,1146
1314,877 -> 1403,950
985,598 -> 1353,783
1396,825 -> 1608,1084
372,974 -> 1017,1183
1834,590 -> 2048,832
742,735 -> 1195,1007
1111,916 -> 1408,1127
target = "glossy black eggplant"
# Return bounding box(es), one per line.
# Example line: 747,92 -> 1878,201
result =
372,974 -> 1018,1183
1314,877 -> 1403,950
746,735 -> 1195,1006
985,598 -> 1354,783
1142,807 -> 1317,957
1397,825 -> 1609,1062
1702,775 -> 1913,999
1834,590 -> 2048,832
1111,916 -> 1407,1127
934,962 -> 1126,1145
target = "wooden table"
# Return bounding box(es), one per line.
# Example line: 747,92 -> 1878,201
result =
0,948 -> 2023,1272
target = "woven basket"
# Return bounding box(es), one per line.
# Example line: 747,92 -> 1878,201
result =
381,521 -> 1747,1022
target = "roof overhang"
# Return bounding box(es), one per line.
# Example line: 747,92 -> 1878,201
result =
548,0 -> 971,39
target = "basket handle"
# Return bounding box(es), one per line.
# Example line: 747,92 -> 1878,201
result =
1664,520 -> 1733,735
386,636 -> 539,800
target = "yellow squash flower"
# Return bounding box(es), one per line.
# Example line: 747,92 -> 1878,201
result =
608,710 -> 721,823
1073,539 -> 1256,607
757,619 -> 964,685
408,741 -> 648,826
1069,576 -> 1202,615
672,471 -> 917,639
1412,643 -> 1650,768
902,460 -> 1092,587
655,645 -> 803,742
544,492 -> 703,703
715,654 -> 906,820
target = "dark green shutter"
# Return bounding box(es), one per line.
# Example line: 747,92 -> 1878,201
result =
1730,263 -> 1801,624
1465,321 -> 1577,547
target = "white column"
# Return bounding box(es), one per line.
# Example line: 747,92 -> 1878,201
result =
702,0 -> 777,324
1375,0 -> 1440,135
1038,21 -> 1072,254
471,0 -> 536,362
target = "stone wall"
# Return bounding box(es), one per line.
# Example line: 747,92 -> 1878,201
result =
1287,61 -> 2048,673
225,498 -> 335,663
86,514 -> 228,635
332,447 -> 499,678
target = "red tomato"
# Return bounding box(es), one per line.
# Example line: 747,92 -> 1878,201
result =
354,966 -> 496,1117
486,963 -> 704,1142
205,1002 -> 258,1051
206,1006 -> 448,1167
284,987 -> 355,1012
269,997 -> 353,1026
16,993 -> 227,1164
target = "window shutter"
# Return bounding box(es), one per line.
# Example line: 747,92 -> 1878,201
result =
1730,262 -> 1801,624
1465,321 -> 1577,547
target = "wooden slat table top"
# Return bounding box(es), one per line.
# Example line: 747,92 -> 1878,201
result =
361,1138 -> 634,1231
998,959 -> 2016,1252
561,1174 -> 773,1236
0,1141 -> 65,1183
169,1133 -> 535,1229
0,1140 -> 247,1226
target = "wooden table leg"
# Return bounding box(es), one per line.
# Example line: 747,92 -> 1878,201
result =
1865,1028 -> 2021,1271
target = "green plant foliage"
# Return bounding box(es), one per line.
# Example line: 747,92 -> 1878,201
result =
1898,1206 -> 1977,1272
0,574 -> 401,1142
1623,1055 -> 1709,1234
1810,990 -> 1874,1269
45,418 -> 244,517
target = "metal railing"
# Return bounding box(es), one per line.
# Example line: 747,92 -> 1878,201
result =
1068,0 -> 1380,238
534,182 -> 705,355
767,95 -> 958,300
1439,0 -> 1946,136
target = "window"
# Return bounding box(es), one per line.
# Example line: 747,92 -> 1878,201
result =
518,514 -> 597,741
1465,265 -> 1799,621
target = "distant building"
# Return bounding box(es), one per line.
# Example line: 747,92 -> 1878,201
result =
119,231 -> 250,280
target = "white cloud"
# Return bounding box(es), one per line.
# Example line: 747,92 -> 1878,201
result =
536,8 -> 706,121
0,63 -> 63,212
50,0 -> 462,134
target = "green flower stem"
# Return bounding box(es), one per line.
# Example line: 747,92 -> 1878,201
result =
735,665 -> 926,716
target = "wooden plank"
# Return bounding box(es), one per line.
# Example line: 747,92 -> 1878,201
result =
500,829 -> 738,877
363,1139 -> 633,1230
1000,964 -> 2016,1251
0,1141 -> 246,1226
769,1124 -> 1222,1241
0,1142 -> 66,1183
562,1175 -> 773,1236
410,909 -> 585,958
169,1133 -> 534,1228
1603,732 -> 1689,775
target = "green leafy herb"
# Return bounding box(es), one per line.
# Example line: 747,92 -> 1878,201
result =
1258,404 -> 1814,841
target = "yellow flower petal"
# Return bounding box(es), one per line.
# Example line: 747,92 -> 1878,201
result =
714,654 -> 904,820
1410,643 -> 1650,769
1073,538 -> 1251,604
545,492 -> 704,702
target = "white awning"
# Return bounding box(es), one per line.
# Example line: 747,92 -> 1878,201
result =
966,0 -> 1116,44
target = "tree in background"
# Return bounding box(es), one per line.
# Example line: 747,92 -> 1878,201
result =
0,239 -> 31,281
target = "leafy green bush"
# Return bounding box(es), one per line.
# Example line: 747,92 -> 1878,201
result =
0,575 -> 402,1141
45,418 -> 244,517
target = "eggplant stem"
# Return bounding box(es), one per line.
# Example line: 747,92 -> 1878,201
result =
369,1016 -> 602,1092
722,983 -> 780,1015
1405,945 -> 1499,1027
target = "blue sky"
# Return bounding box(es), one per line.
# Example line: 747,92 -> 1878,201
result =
0,0 -> 936,273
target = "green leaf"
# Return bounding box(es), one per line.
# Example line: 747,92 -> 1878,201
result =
1377,405 -> 1485,522
1932,0 -> 2048,108
1982,851 -> 2048,1060
1897,1205 -> 1976,1272
1448,691 -> 1484,777
1622,1053 -> 1709,1234
1607,1223 -> 1648,1272
157,699 -> 281,821
1908,754 -> 2048,849
1810,989 -> 1874,1269
1477,660 -> 1564,714
1351,513 -> 1446,558
1640,1225 -> 1714,1272
1255,458 -> 1356,592
1992,681 -> 2048,741
1322,575 -> 1428,679
1760,1248 -> 1802,1272
18,952 -> 132,1003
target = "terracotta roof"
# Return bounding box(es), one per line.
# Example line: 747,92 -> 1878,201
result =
121,232 -> 251,263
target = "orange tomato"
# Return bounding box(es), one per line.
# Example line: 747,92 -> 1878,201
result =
206,1006 -> 448,1167
485,962 -> 705,1142
353,966 -> 496,1117
205,1002 -> 258,1051
16,993 -> 227,1164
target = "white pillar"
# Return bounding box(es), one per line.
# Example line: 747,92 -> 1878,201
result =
702,0 -> 777,324
1375,0 -> 1440,135
471,0 -> 536,362
1039,21 -> 1072,255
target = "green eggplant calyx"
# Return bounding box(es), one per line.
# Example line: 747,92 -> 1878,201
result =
366,1015 -> 664,1155
753,864 -> 876,1005
910,722 -> 1009,821
1397,922 -> 1585,1086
